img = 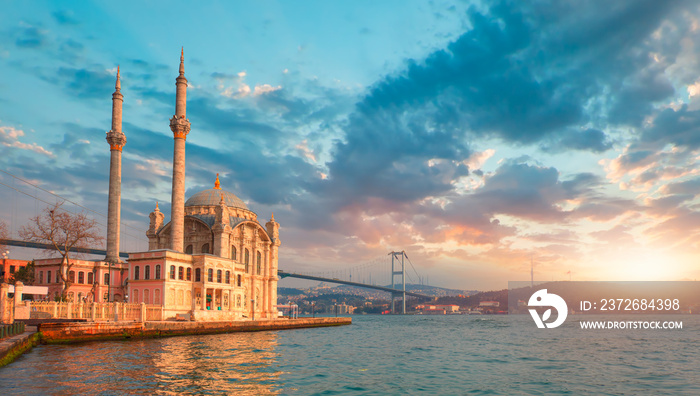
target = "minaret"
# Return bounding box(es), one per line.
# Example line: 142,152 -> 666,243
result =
169,48 -> 191,253
105,66 -> 126,263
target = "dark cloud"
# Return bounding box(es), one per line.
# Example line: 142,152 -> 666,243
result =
15,26 -> 47,48
541,128 -> 611,153
52,10 -> 79,26
662,177 -> 700,196
642,105 -> 700,149
49,125 -> 98,160
316,0 -> 691,220
50,67 -> 115,99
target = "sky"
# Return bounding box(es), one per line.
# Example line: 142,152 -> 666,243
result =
2,0 -> 700,290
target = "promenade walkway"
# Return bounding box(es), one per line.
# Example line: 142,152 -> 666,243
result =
0,326 -> 40,368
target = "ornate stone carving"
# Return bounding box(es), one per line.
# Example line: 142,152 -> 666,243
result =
106,130 -> 127,151
148,202 -> 165,236
169,115 -> 191,139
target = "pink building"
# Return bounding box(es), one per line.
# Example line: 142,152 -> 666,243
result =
0,259 -> 30,283
33,258 -> 127,302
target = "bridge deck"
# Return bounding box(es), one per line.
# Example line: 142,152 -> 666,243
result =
277,270 -> 431,299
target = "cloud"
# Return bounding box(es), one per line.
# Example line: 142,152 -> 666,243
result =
49,67 -> 115,99
0,125 -> 53,156
14,25 -> 48,48
51,10 -> 80,26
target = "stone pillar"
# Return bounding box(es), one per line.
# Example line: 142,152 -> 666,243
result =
14,282 -> 23,304
140,302 -> 146,323
169,49 -> 191,253
0,283 -> 11,324
106,67 -> 126,263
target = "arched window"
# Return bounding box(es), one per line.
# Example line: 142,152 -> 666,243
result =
178,266 -> 184,280
78,271 -> 85,284
217,270 -> 222,283
202,243 -> 210,254
56,271 -> 60,283
185,244 -> 193,254
87,272 -> 93,285
186,268 -> 192,281
225,271 -> 230,284
145,265 -> 151,280
257,251 -> 262,275
237,274 -> 241,287
169,265 -> 175,279
104,273 -> 110,285
143,289 -> 150,304
245,249 -> 250,273
231,246 -> 237,260
47,271 -> 51,284
78,292 -> 83,302
69,271 -> 75,283
134,266 -> 140,280
155,265 -> 161,280
133,289 -> 139,304
207,268 -> 213,282
195,268 -> 201,282
154,289 -> 161,305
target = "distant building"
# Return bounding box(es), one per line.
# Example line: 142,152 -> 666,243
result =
420,304 -> 460,314
479,301 -> 500,307
0,259 -> 30,283
33,258 -> 127,302
336,303 -> 355,314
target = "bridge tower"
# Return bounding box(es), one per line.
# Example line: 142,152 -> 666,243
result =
390,251 -> 407,314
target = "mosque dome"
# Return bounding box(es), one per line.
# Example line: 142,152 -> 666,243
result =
184,174 -> 248,210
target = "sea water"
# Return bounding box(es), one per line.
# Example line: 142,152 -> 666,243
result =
1,315 -> 699,395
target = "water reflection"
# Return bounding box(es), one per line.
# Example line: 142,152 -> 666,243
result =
0,331 -> 282,395
152,332 -> 281,395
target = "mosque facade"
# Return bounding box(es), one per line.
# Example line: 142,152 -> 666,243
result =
125,50 -> 280,321
30,50 -> 280,321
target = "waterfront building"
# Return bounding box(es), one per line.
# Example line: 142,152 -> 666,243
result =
0,259 -> 30,283
28,51 -> 280,321
32,258 -> 127,302
31,67 -> 129,303
127,50 -> 279,321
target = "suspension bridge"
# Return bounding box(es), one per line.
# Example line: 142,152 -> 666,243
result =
0,170 -> 434,314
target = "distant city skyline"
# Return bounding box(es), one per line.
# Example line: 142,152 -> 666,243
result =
2,1 -> 700,290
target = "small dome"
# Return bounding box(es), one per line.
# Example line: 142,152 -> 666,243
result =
185,189 -> 248,210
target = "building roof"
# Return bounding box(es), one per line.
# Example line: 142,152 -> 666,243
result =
185,188 -> 248,210
187,214 -> 251,229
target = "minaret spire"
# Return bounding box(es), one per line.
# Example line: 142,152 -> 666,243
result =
179,47 -> 185,75
105,67 -> 127,265
169,49 -> 191,253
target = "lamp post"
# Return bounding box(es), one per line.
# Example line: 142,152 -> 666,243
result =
2,250 -> 9,282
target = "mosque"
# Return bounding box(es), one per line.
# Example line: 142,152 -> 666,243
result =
127,50 -> 280,321
33,50 -> 279,321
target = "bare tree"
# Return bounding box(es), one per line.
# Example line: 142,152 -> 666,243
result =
0,220 -> 7,252
19,202 -> 104,298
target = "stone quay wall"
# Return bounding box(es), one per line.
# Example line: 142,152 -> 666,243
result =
38,317 -> 351,344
